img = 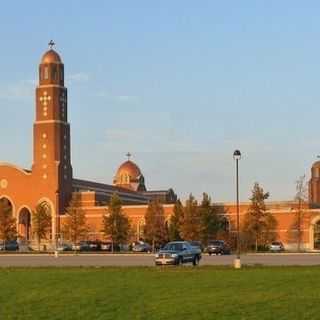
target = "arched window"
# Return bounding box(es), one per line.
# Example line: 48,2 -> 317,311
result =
36,201 -> 52,239
52,66 -> 57,80
18,208 -> 31,240
39,67 -> 43,81
39,201 -> 51,216
0,198 -> 15,240
60,66 -> 64,81
0,198 -> 13,215
314,221 -> 320,249
44,67 -> 49,80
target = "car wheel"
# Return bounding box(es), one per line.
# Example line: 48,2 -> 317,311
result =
193,255 -> 200,266
176,257 -> 183,266
208,252 -> 212,256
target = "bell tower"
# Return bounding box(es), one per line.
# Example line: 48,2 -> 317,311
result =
32,41 -> 73,214
309,161 -> 320,207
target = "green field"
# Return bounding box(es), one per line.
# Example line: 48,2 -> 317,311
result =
1,266 -> 319,320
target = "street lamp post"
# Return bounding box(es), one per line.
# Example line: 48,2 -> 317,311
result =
233,150 -> 241,269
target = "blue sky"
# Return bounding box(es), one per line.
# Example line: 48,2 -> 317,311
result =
0,1 -> 320,202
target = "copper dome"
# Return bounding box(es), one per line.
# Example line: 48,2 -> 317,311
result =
41,49 -> 62,64
312,161 -> 320,168
116,160 -> 142,179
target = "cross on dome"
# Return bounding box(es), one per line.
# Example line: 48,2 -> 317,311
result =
126,152 -> 132,161
48,40 -> 55,49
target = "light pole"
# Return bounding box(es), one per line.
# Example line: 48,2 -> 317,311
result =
233,149 -> 241,269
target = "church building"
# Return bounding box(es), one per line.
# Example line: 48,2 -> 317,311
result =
0,44 -> 176,244
1,44 -> 320,250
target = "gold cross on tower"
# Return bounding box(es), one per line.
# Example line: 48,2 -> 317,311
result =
39,91 -> 51,106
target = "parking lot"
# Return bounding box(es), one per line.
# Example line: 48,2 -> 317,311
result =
0,253 -> 320,267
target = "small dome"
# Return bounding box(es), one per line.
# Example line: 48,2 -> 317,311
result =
116,160 -> 142,180
312,161 -> 320,168
41,49 -> 62,64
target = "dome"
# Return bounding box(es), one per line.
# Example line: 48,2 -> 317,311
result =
113,158 -> 146,192
116,160 -> 142,180
41,49 -> 62,64
312,161 -> 320,168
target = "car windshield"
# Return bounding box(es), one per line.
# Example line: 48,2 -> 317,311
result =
272,242 -> 281,245
209,241 -> 223,246
163,243 -> 183,251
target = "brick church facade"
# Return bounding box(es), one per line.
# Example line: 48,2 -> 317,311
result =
1,45 -> 320,250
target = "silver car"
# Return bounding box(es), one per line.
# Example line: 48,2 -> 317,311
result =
269,241 -> 284,252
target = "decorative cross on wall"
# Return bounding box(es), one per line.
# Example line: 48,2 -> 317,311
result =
39,91 -> 51,106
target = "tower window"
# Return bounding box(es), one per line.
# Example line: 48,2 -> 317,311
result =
44,67 -> 49,80
60,66 -> 64,80
52,66 -> 57,80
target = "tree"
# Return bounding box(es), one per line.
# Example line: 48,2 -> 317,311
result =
63,196 -> 88,245
102,193 -> 130,251
180,194 -> 200,241
243,183 -> 277,251
199,193 -> 227,246
292,175 -> 308,252
144,199 -> 167,251
0,199 -> 16,241
32,203 -> 51,251
168,199 -> 184,241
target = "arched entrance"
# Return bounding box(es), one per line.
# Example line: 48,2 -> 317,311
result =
0,197 -> 13,214
37,201 -> 52,240
314,221 -> 320,250
0,198 -> 15,240
18,208 -> 31,240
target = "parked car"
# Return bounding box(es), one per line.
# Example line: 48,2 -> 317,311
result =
205,240 -> 230,255
56,243 -> 72,251
72,241 -> 90,251
100,242 -> 112,251
269,241 -> 285,252
155,241 -> 202,266
189,241 -> 204,252
132,242 -> 152,253
88,241 -> 101,251
4,240 -> 19,251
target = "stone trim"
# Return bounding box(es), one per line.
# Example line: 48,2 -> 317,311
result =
0,163 -> 32,175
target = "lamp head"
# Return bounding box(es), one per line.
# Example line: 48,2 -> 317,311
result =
233,150 -> 241,160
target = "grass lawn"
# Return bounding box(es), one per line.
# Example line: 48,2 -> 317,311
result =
1,266 -> 319,320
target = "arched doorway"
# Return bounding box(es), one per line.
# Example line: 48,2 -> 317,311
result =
0,197 -> 13,214
18,208 -> 31,240
314,221 -> 320,250
37,201 -> 52,240
0,198 -> 15,240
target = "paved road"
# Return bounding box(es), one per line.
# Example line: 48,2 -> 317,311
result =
0,253 -> 320,267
